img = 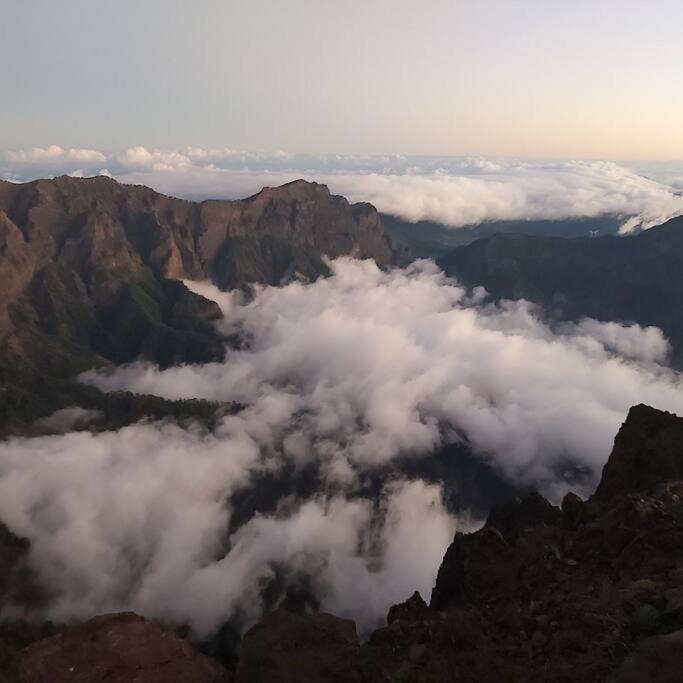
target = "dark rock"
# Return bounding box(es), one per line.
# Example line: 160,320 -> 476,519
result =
3,612 -> 228,683
560,491 -> 585,529
0,522 -> 29,602
387,592 -> 429,625
594,404 -> 683,501
485,491 -> 561,543
430,526 -> 514,610
437,216 -> 683,367
617,630 -> 683,682
235,609 -> 372,683
367,405 -> 683,681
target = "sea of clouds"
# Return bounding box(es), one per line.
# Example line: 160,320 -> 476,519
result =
2,258 -> 683,638
2,146 -> 683,232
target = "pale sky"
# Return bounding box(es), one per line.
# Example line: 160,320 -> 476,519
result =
1,0 -> 683,159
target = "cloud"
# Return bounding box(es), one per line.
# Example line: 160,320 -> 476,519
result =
66,148 -> 106,162
2,147 -> 683,230
0,422 -> 457,637
34,407 -> 102,434
3,258 -> 683,639
7,146 -> 105,163
120,146 -> 192,172
85,259 -> 683,493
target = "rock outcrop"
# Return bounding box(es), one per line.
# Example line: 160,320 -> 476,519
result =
594,403 -> 683,501
2,613 -> 228,683
234,609 -> 372,682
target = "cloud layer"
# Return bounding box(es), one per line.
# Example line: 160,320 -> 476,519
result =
2,258 -> 683,639
3,147 -> 683,231
86,259 -> 683,491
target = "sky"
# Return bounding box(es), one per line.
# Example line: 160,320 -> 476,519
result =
2,0 -> 683,160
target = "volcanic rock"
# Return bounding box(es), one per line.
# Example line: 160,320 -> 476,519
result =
235,609 -> 373,683
362,403 -> 683,681
3,612 -> 228,683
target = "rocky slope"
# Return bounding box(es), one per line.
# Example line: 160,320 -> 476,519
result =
2,613 -> 228,683
0,175 -> 398,378
438,216 -> 683,365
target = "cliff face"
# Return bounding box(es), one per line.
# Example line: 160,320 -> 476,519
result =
0,176 -> 397,376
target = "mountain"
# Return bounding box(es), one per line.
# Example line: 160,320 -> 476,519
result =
438,215 -> 683,365
382,213 -> 624,259
0,175 -> 398,380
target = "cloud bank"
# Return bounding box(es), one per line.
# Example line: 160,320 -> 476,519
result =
2,258 -> 683,639
3,146 -> 683,231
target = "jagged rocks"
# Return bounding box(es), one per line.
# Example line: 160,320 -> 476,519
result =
387,592 -> 429,625
594,403 -> 683,501
3,612 -> 228,683
484,491 -> 561,543
364,404 -> 683,681
430,493 -> 562,611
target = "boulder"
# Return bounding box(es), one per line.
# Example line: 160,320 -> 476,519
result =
4,612 -> 228,683
235,609 -> 370,683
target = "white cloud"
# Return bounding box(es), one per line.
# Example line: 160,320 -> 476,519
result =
86,258 -> 683,492
66,148 -> 106,162
4,257 -> 683,638
7,145 -> 105,163
121,146 -> 191,171
3,147 -> 683,231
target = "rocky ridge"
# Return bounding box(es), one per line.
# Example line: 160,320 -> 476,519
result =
0,175 -> 398,377
438,216 -> 683,366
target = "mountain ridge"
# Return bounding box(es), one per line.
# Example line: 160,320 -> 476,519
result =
438,215 -> 683,365
0,175 -> 399,377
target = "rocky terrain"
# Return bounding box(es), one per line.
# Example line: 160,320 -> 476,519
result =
1,402 -> 683,681
0,175 -> 398,378
438,216 -> 683,366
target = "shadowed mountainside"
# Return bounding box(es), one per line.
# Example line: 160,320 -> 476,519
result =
382,213 -> 623,259
438,215 -> 683,365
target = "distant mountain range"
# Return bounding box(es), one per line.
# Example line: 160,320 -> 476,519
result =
382,212 -> 625,259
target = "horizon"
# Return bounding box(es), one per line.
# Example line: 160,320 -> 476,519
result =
3,146 -> 683,231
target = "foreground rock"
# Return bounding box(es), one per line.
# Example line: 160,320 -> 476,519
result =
363,404 -> 683,681
235,609 -> 377,682
3,613 -> 228,683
